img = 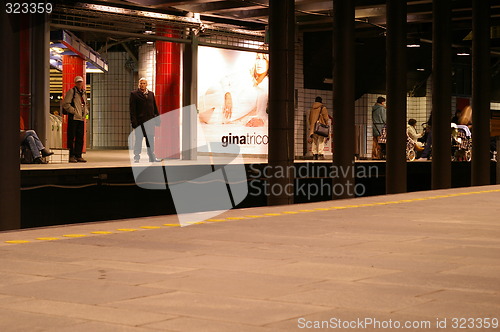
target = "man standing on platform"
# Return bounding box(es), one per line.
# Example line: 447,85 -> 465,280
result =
130,78 -> 161,163
62,76 -> 88,163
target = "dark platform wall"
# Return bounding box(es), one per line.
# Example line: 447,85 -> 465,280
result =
303,32 -> 433,98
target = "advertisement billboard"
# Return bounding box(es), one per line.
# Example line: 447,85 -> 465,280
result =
197,46 -> 269,155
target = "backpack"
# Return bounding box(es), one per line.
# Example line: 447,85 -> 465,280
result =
60,87 -> 76,115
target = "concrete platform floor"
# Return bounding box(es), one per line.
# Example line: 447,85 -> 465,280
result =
1,185 -> 500,331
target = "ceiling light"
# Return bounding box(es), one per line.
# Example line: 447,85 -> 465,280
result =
406,38 -> 421,48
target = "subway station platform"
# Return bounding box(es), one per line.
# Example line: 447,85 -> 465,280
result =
20,150 -> 497,229
1,185 -> 499,331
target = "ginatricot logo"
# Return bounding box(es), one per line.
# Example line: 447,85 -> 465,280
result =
128,105 -> 248,226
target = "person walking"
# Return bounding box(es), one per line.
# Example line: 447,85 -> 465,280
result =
308,96 -> 329,160
62,75 -> 88,163
130,78 -> 161,163
371,96 -> 386,159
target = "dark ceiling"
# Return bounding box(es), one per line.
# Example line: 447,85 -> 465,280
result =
59,0 -> 500,98
79,0 -> 500,53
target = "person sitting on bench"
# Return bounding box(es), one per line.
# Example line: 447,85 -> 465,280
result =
20,130 -> 53,164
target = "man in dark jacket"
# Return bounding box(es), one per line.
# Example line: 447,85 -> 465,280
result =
130,78 -> 161,162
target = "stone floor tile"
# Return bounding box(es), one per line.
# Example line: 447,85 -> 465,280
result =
256,261 -> 397,281
143,317 -> 279,332
154,254 -> 290,272
105,291 -> 327,325
417,289 -> 500,306
58,268 -> 178,286
3,242 -> 191,264
360,271 -> 500,293
0,278 -> 170,305
1,299 -> 176,326
143,268 -> 323,299
0,307 -> 86,331
0,257 -> 89,277
271,282 -> 432,312
71,259 -> 197,275
0,271 -> 52,287
50,321 -> 168,332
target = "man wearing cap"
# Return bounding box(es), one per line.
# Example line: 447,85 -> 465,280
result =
62,75 -> 88,163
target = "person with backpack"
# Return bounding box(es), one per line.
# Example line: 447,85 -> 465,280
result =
62,75 -> 88,163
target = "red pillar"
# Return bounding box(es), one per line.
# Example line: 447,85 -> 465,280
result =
62,55 -> 85,150
155,28 -> 181,159
19,17 -> 30,129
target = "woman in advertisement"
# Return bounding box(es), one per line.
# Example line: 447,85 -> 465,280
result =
199,52 -> 269,127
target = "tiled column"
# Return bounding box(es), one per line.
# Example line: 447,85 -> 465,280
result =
62,55 -> 85,150
155,28 -> 181,159
138,44 -> 156,90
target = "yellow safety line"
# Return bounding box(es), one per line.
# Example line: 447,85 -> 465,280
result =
4,188 -> 500,245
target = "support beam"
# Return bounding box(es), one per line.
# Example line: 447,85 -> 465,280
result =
385,0 -> 407,194
31,14 -> 50,145
333,0 -> 355,199
268,0 -> 295,206
182,29 -> 198,160
471,0 -> 491,186
0,11 -> 21,230
432,0 -> 452,189
497,136 -> 500,184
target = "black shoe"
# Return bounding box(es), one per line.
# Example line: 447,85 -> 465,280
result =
41,148 -> 54,157
34,157 -> 48,164
318,154 -> 325,160
69,156 -> 78,163
76,157 -> 87,163
313,154 -> 318,160
149,158 -> 162,163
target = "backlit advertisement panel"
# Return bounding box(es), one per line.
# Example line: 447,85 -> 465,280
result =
197,46 -> 269,155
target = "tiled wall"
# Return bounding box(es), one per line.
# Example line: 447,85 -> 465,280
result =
295,35 -> 335,156
91,52 -> 134,148
138,44 -> 156,90
294,30 -> 466,159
